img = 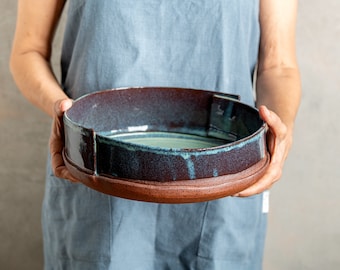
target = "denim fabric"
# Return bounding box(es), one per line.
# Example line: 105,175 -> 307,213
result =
43,160 -> 266,269
61,0 -> 260,106
43,0 -> 267,269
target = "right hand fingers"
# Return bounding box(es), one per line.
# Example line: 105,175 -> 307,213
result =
50,99 -> 78,182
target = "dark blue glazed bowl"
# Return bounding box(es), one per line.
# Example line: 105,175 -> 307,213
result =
63,87 -> 269,203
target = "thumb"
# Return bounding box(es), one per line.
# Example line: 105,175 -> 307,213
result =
54,98 -> 73,117
258,105 -> 286,137
258,105 -> 272,125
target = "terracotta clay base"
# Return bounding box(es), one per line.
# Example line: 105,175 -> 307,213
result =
63,151 -> 270,203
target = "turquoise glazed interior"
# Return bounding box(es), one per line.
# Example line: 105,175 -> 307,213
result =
64,87 -> 266,181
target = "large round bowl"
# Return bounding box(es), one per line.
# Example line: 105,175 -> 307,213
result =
63,87 -> 269,203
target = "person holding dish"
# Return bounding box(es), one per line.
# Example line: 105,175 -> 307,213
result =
10,0 -> 301,269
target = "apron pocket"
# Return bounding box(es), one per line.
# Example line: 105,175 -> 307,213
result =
197,195 -> 267,262
43,176 -> 112,263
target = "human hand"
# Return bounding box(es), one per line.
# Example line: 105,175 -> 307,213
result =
234,106 -> 292,197
49,99 -> 79,182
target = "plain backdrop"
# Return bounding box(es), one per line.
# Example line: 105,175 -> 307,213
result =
1,1 -> 339,269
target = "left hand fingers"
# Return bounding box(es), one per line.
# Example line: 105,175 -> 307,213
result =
234,160 -> 282,197
260,106 -> 292,164
233,106 -> 291,197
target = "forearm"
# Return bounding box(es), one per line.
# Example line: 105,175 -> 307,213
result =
10,51 -> 67,117
257,0 -> 301,132
256,67 -> 301,132
10,0 -> 67,118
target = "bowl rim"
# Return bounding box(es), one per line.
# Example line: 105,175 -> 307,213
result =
64,86 -> 266,153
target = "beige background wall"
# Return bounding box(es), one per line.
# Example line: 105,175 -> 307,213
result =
1,1 -> 339,269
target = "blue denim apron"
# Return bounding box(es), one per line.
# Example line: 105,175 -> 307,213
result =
43,1 -> 267,269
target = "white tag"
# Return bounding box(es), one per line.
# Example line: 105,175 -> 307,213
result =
262,191 -> 270,213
